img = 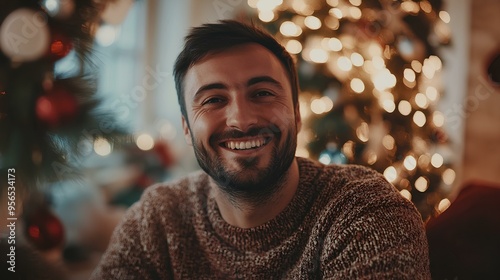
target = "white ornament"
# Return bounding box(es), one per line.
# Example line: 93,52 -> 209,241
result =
0,8 -> 50,63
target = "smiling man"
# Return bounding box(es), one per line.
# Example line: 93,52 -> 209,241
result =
91,20 -> 431,279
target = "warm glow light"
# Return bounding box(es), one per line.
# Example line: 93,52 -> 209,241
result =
400,189 -> 412,201
372,56 -> 385,69
437,198 -> 451,213
439,11 -> 451,23
411,60 -> 422,73
372,69 -> 396,90
325,16 -> 340,30
382,100 -> 396,113
286,40 -> 302,54
398,100 -> 412,116
248,0 -> 259,8
351,52 -> 364,66
433,111 -> 445,127
311,99 -> 326,114
328,38 -> 342,51
295,147 -> 310,158
320,96 -> 334,112
96,25 -> 118,47
350,78 -> 365,93
304,16 -> 322,30
442,168 -> 456,185
429,55 -> 443,71
413,111 -> 426,127
415,93 -> 429,109
404,68 -> 416,82
280,21 -> 301,36
404,155 -> 417,171
422,61 -> 435,79
329,8 -> 343,19
256,0 -> 283,11
349,0 -> 362,6
425,86 -> 439,101
420,1 -> 432,13
356,122 -> 369,142
431,153 -> 444,168
384,166 -> 397,182
136,134 -> 155,151
401,1 -> 420,14
415,176 -> 428,192
418,154 -> 431,168
326,0 -> 339,7
292,0 -> 313,15
258,10 -> 275,22
349,7 -> 362,20
310,49 -> 329,63
94,138 -> 112,156
382,135 -> 395,150
368,43 -> 382,57
337,56 -> 353,71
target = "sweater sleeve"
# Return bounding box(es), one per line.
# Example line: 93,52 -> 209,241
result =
320,176 -> 431,279
90,190 -> 173,280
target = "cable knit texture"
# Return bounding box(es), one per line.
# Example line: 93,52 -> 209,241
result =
91,157 -> 430,279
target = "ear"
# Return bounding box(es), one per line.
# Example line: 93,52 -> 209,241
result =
295,103 -> 302,132
182,116 -> 193,146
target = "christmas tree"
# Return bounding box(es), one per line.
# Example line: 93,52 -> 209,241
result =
248,0 -> 454,219
0,0 -> 125,192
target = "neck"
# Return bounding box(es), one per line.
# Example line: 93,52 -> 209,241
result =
212,158 -> 300,229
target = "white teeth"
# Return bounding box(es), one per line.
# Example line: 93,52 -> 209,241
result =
225,139 -> 267,150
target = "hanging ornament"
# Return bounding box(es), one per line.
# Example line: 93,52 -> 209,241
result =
41,0 -> 76,20
36,82 -> 79,128
24,205 -> 65,251
0,8 -> 50,63
318,143 -> 348,165
49,31 -> 73,61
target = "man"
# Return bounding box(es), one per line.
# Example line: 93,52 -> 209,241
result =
91,20 -> 430,279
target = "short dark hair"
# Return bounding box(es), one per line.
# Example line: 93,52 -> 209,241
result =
173,20 -> 299,121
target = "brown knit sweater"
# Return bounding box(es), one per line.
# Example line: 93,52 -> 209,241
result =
91,157 -> 430,279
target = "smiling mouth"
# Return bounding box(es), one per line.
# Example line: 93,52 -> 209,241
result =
220,137 -> 272,150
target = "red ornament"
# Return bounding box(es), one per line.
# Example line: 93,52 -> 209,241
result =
24,206 -> 65,251
49,32 -> 73,61
36,83 -> 78,127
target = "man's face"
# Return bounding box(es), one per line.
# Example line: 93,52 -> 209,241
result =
182,43 -> 301,198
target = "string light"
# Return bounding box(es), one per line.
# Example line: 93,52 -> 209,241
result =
337,56 -> 353,71
425,86 -> 439,101
94,138 -> 112,156
404,155 -> 417,171
398,100 -> 412,116
310,48 -> 329,63
404,68 -> 416,82
327,38 -> 342,51
415,176 -> 428,192
356,122 -> 369,142
400,189 -> 412,201
413,111 -> 426,127
433,111 -> 445,127
431,153 -> 444,168
348,7 -> 362,20
349,0 -> 362,7
280,21 -> 302,37
383,166 -> 397,182
411,60 -> 422,73
136,134 -> 154,151
382,135 -> 395,150
259,10 -> 275,22
304,16 -> 321,30
442,168 -> 456,185
415,93 -> 429,109
329,8 -> 343,19
437,198 -> 451,213
285,39 -> 302,54
350,52 -> 364,66
350,78 -> 365,93
439,11 -> 451,23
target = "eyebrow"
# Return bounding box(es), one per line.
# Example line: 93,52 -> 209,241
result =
193,75 -> 284,101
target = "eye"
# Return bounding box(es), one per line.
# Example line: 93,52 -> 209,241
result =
255,90 -> 274,97
202,97 -> 224,105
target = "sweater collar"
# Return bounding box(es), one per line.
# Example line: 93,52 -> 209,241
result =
206,157 -> 323,252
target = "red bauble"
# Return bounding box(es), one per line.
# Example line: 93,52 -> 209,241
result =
36,84 -> 78,127
25,207 -> 65,251
49,32 -> 73,61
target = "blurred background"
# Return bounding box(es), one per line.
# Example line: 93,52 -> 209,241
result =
1,0 -> 499,279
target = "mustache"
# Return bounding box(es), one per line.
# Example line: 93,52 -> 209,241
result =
210,124 -> 282,143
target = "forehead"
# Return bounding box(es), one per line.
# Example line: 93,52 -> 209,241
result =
183,43 -> 290,98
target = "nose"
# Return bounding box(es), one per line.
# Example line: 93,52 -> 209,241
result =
225,98 -> 258,132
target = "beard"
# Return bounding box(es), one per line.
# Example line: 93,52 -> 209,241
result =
191,123 -> 297,204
